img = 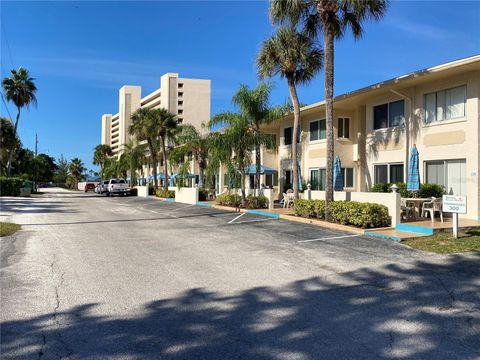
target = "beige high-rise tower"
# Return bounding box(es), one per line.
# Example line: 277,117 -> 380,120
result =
101,73 -> 211,157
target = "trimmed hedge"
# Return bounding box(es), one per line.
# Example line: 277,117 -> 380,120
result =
156,189 -> 175,198
293,199 -> 390,228
215,193 -> 269,209
0,177 -> 24,196
371,182 -> 444,198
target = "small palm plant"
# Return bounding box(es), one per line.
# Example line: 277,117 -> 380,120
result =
257,26 -> 323,199
2,67 -> 38,176
93,144 -> 113,178
69,158 -> 85,191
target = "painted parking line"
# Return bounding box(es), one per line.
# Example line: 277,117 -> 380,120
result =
228,212 -> 246,224
297,234 -> 360,243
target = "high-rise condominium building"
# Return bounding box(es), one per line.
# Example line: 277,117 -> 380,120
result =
101,73 -> 211,156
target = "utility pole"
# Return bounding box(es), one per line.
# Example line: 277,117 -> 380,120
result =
33,133 -> 38,192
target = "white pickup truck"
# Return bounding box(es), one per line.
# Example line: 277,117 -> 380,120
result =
105,178 -> 130,196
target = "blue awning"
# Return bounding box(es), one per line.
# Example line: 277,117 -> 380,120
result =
246,164 -> 277,175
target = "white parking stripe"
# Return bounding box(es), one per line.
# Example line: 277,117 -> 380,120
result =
298,234 -> 360,243
228,212 -> 246,224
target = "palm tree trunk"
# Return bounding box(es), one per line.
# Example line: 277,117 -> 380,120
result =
240,171 -> 246,203
324,29 -> 335,221
161,136 -> 169,192
6,107 -> 21,176
287,76 -> 301,200
148,140 -> 158,189
198,159 -> 205,188
255,144 -> 261,196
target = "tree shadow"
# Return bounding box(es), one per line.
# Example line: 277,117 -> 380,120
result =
0,198 -> 79,215
2,253 -> 479,359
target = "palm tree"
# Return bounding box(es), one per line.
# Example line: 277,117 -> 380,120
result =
231,83 -> 284,195
129,108 -> 160,189
151,108 -> 178,192
257,26 -> 323,199
270,0 -> 388,219
69,158 -> 85,191
176,124 -> 216,189
121,140 -> 146,186
93,144 -> 113,178
2,67 -> 38,176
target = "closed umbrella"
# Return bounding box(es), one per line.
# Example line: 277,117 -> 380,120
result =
297,161 -> 303,192
333,155 -> 344,191
407,145 -> 420,193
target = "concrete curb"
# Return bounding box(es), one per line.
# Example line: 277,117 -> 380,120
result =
278,214 -> 365,234
364,231 -> 401,242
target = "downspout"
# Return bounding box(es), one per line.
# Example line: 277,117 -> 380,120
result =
390,89 -> 414,182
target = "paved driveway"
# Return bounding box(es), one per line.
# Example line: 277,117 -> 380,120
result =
1,188 -> 479,359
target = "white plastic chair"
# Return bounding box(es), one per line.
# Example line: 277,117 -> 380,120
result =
421,197 -> 444,222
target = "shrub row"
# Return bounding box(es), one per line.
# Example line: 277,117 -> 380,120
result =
371,182 -> 444,198
293,199 -> 390,228
0,177 -> 24,196
156,189 -> 175,198
215,194 -> 269,209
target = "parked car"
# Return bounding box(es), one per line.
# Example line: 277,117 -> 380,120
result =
95,180 -> 109,194
84,183 -> 96,192
106,178 -> 130,196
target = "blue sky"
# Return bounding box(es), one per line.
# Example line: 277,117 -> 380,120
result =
1,1 -> 479,170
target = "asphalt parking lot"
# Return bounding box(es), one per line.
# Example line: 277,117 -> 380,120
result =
1,188 -> 479,359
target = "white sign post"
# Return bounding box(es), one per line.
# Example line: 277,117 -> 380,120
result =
442,195 -> 467,239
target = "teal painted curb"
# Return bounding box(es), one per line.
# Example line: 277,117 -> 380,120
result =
246,209 -> 280,219
196,202 -> 212,207
395,223 -> 433,235
165,198 -> 175,203
365,231 -> 401,242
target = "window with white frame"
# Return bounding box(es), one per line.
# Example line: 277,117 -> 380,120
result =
309,119 -> 326,141
373,100 -> 405,130
338,117 -> 350,139
374,163 -> 404,184
424,85 -> 466,124
309,168 -> 326,190
425,159 -> 466,195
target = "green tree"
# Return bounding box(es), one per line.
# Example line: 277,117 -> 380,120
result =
93,144 -> 113,178
120,141 -> 146,186
0,117 -> 20,175
69,158 -> 85,191
270,0 -> 388,218
176,124 -> 216,189
35,154 -> 57,183
54,155 -> 69,184
129,108 -> 161,189
151,108 -> 179,192
231,83 -> 284,195
2,67 -> 38,176
257,25 -> 322,199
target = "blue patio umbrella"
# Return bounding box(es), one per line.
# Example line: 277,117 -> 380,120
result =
407,145 -> 420,192
168,176 -> 174,187
156,173 -> 165,180
246,164 -> 277,175
333,155 -> 344,191
147,175 -> 154,183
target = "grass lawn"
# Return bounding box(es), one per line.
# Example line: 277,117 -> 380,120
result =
403,230 -> 480,254
0,222 -> 22,237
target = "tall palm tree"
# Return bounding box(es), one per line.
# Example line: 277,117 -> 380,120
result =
2,67 -> 38,176
270,0 -> 388,219
231,83 -> 284,195
151,108 -> 178,192
121,140 -> 146,186
69,158 -> 85,191
93,144 -> 113,178
129,108 -> 160,188
176,124 -> 214,189
257,26 -> 323,199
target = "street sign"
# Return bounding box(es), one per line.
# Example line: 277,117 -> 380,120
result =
442,195 -> 467,239
442,195 -> 467,214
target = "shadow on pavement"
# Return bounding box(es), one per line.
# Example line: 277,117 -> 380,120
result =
1,254 -> 479,359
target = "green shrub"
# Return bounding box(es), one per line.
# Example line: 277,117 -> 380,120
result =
156,188 -> 175,198
198,188 -> 208,201
245,194 -> 268,209
293,199 -> 390,228
130,188 -> 138,196
215,193 -> 242,207
418,183 -> 444,198
371,182 -> 390,193
0,177 -> 23,196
